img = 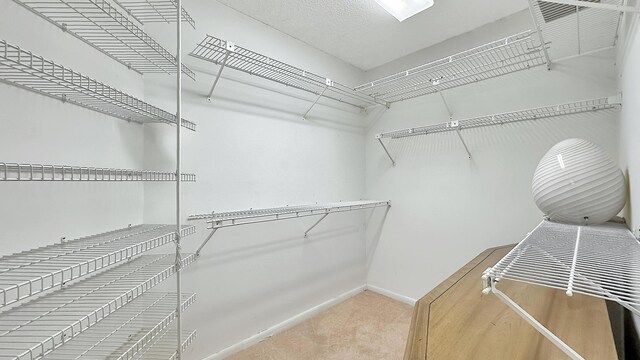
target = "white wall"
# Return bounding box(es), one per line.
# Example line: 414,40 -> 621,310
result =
363,17 -> 621,300
0,1 -> 146,255
140,1 -> 378,358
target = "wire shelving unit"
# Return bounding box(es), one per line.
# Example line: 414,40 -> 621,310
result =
0,224 -> 196,308
113,0 -> 196,28
40,292 -> 196,360
482,220 -> 640,360
131,326 -> 196,360
0,254 -> 195,360
0,40 -> 196,131
189,201 -> 391,256
354,31 -> 549,103
374,96 -> 621,165
189,35 -> 388,111
528,0 -> 638,61
11,0 -> 196,79
0,162 -> 196,182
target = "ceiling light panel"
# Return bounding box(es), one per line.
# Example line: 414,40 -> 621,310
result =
374,0 -> 434,21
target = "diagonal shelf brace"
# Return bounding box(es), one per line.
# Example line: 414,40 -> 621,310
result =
196,227 -> 218,257
304,213 -> 329,237
302,80 -> 331,120
452,124 -> 472,158
207,42 -> 235,102
439,91 -> 453,119
376,136 -> 396,166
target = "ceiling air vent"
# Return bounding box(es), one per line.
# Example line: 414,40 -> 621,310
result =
538,0 -> 600,23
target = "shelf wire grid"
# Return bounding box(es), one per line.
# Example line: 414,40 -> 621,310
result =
12,0 -> 196,79
41,292 -> 196,360
0,254 -> 196,360
190,35 -> 388,109
0,40 -> 196,131
354,31 -> 548,103
377,96 -> 620,139
112,0 -> 195,28
530,0 -> 625,60
0,224 -> 196,308
488,220 -> 640,311
0,162 -> 195,182
188,200 -> 391,228
130,325 -> 195,360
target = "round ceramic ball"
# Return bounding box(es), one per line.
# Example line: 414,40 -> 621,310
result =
532,138 -> 626,225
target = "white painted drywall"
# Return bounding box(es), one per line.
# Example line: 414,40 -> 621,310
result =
139,1 -> 379,358
363,18 -> 621,300
0,1 -> 146,255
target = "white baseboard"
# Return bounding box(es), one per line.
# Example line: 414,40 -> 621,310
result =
365,284 -> 417,306
202,285 -> 366,360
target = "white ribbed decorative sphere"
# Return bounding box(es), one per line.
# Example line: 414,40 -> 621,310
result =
532,139 -> 626,225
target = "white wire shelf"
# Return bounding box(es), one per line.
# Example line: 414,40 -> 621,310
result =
0,254 -> 196,360
113,0 -> 195,29
0,224 -> 196,308
0,162 -> 196,182
483,220 -> 640,359
12,0 -> 195,79
131,326 -> 196,360
189,35 -> 388,109
354,31 -> 548,103
40,292 -> 196,360
374,96 -> 620,165
377,96 -> 620,139
529,0 -> 629,60
0,40 -> 196,132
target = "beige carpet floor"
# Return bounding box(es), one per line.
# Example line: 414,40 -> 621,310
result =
227,291 -> 413,360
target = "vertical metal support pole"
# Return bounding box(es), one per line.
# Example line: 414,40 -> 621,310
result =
455,129 -> 471,159
527,0 -> 552,70
304,213 -> 329,237
377,137 -> 396,166
566,227 -> 581,296
207,50 -> 230,102
302,85 -> 328,120
492,283 -> 585,360
439,91 -> 453,119
175,0 -> 183,357
576,5 -> 582,55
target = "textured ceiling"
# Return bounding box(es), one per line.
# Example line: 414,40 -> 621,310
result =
215,0 -> 529,70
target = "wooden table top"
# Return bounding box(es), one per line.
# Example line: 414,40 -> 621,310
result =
404,245 -> 617,360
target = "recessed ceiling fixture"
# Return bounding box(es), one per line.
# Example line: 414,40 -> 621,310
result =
374,0 -> 434,22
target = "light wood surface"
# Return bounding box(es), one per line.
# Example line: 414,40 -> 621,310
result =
404,245 -> 617,360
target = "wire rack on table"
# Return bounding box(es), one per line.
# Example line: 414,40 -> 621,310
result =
0,224 -> 196,308
0,162 -> 196,182
11,0 -> 195,79
189,200 -> 391,227
0,40 -> 196,131
0,254 -> 195,360
483,220 -> 640,360
40,292 -> 196,360
354,31 -> 548,103
529,0 -> 627,60
113,0 -> 196,28
377,96 -> 620,139
190,35 -> 388,109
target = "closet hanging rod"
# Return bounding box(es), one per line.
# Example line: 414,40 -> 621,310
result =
0,162 -> 196,182
0,40 -> 197,131
354,30 -> 548,103
189,35 -> 389,110
11,0 -> 196,79
113,0 -> 196,28
482,220 -> 640,360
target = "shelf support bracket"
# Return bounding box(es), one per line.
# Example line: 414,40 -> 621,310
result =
376,136 -> 396,166
207,42 -> 235,102
304,213 -> 329,237
439,91 -> 453,119
488,279 -> 585,360
303,80 -> 331,120
455,128 -> 471,159
528,0 -> 552,70
195,228 -> 218,257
